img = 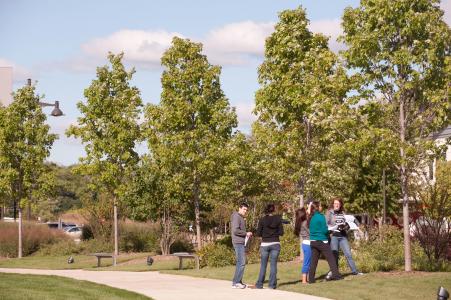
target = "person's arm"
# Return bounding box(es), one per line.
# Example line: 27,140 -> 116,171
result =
321,215 -> 330,236
278,216 -> 284,236
255,218 -> 263,237
326,210 -> 338,231
231,213 -> 247,237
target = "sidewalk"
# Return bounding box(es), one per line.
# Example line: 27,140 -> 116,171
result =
0,268 -> 330,300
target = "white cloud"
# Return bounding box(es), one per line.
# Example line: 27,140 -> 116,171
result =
309,18 -> 344,52
80,29 -> 183,69
442,0 -> 451,26
0,58 -> 33,83
235,102 -> 256,131
203,21 -> 274,65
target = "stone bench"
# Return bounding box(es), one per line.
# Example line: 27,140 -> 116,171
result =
90,253 -> 115,267
172,252 -> 200,270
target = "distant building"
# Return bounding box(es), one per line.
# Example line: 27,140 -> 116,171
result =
428,125 -> 451,181
0,67 -> 13,106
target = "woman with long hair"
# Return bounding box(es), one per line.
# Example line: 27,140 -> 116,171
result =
326,197 -> 362,276
308,201 -> 342,283
294,207 -> 310,284
254,203 -> 284,289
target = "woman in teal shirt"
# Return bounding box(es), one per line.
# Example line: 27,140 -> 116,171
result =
308,201 -> 342,283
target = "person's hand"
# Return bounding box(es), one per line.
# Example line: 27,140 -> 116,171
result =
328,225 -> 338,231
246,232 -> 253,237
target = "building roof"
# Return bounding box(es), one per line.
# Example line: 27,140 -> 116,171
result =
432,125 -> 451,140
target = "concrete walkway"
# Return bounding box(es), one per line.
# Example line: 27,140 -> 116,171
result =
0,268 -> 330,300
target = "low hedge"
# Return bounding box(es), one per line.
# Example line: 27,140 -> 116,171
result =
0,221 -> 69,257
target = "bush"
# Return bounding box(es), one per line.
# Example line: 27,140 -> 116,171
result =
35,238 -> 113,256
81,225 -> 94,241
279,225 -> 300,262
170,236 -> 195,254
197,242 -> 235,268
0,221 -> 69,257
346,225 -> 439,272
119,222 -> 160,253
36,239 -> 80,256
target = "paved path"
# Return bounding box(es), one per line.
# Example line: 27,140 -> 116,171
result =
0,268 -> 330,300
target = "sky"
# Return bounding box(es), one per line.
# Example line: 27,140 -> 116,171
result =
1,0 -> 450,166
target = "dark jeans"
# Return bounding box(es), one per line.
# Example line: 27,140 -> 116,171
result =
308,240 -> 340,283
232,243 -> 246,285
255,243 -> 280,289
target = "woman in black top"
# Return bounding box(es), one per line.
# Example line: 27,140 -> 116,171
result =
255,204 -> 284,289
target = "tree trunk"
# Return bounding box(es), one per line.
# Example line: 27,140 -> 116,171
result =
194,182 -> 202,249
13,200 -> 17,221
27,202 -> 31,221
298,177 -> 305,208
18,207 -> 23,258
399,98 -> 412,272
160,209 -> 175,255
113,202 -> 118,266
382,169 -> 386,225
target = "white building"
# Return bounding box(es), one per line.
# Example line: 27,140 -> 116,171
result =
0,67 -> 13,106
429,124 -> 451,181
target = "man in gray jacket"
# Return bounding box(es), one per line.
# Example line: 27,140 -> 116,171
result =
231,202 -> 252,289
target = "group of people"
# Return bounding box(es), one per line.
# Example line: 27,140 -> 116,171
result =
230,198 -> 362,289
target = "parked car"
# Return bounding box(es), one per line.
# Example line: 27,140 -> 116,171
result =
64,226 -> 82,239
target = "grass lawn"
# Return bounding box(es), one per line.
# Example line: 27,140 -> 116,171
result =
163,260 -> 451,300
0,273 -> 152,300
0,253 -> 151,270
94,256 -> 185,272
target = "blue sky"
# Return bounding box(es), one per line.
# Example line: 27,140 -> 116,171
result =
1,0 -> 449,166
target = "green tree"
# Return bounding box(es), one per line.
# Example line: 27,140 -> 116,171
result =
340,0 -> 450,271
0,83 -> 57,257
124,155 -> 190,254
146,37 -> 237,248
254,7 -> 349,207
66,53 -> 143,261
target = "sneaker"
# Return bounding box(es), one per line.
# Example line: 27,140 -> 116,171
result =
232,283 -> 247,289
352,272 -> 364,276
325,271 -> 332,280
326,275 -> 343,281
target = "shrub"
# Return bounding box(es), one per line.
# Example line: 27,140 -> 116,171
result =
170,236 -> 195,254
279,225 -> 299,262
81,225 -> 94,241
197,242 -> 235,268
36,239 -> 80,256
0,221 -> 69,257
78,238 -> 113,254
346,225 -> 438,272
35,238 -> 113,256
119,222 -> 160,253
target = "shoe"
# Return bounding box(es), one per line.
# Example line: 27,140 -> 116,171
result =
352,272 -> 364,276
232,283 -> 247,289
325,271 -> 332,280
326,275 -> 343,281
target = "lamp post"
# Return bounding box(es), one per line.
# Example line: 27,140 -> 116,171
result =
27,78 -> 64,117
13,79 -> 64,221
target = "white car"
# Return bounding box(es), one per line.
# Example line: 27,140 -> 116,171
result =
65,226 -> 82,239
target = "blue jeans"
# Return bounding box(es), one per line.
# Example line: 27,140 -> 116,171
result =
232,243 -> 246,285
301,242 -> 311,274
255,243 -> 280,289
330,236 -> 358,274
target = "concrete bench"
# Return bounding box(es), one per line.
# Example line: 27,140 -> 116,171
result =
90,253 -> 115,267
172,252 -> 199,270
